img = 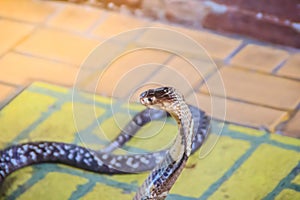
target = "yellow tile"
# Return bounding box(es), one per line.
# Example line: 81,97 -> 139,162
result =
17,172 -> 88,200
80,182 -> 133,200
275,189 -> 300,200
0,53 -> 78,86
95,112 -> 177,151
2,167 -> 33,198
0,91 -> 56,143
0,0 -> 57,23
210,144 -> 300,200
109,135 -> 251,198
29,102 -> 105,142
16,28 -> 99,65
170,135 -> 250,197
270,133 -> 300,147
48,4 -> 103,32
0,19 -> 34,54
292,173 -> 300,185
227,125 -> 265,136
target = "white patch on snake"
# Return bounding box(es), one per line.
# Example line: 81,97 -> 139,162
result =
114,162 -> 122,168
75,154 -> 82,162
109,158 -> 121,168
110,158 -> 117,165
4,165 -> 9,173
68,154 -> 74,160
64,145 -> 71,150
7,149 -> 13,157
20,155 -> 28,163
54,145 -> 66,155
10,159 -> 18,166
48,145 -> 54,150
33,147 -> 42,154
102,154 -> 108,160
139,157 -> 150,164
46,149 -> 51,155
53,152 -> 60,157
38,143 -> 45,148
83,159 -> 91,166
126,157 -> 139,168
29,152 -> 37,161
135,115 -> 142,125
84,152 -> 91,158
0,171 -> 5,177
22,144 -> 29,151
96,159 -> 103,166
116,155 -> 123,161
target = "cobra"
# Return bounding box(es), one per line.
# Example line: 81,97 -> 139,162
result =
0,87 -> 210,199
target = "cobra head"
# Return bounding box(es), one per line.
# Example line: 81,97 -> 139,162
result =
140,87 -> 183,111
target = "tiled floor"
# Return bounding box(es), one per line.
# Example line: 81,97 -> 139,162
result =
0,1 -> 299,198
1,82 -> 299,200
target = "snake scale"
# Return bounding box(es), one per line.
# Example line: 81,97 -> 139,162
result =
0,87 -> 210,199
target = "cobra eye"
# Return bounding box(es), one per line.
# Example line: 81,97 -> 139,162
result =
148,97 -> 153,102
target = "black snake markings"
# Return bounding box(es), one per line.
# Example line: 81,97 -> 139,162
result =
0,87 -> 210,199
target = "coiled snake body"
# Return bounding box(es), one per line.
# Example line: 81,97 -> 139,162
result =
0,87 -> 210,199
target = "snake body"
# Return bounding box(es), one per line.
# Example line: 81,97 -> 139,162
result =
134,87 -> 195,199
0,87 -> 210,199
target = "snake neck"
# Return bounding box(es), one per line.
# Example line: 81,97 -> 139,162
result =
168,100 -> 194,160
134,97 -> 195,199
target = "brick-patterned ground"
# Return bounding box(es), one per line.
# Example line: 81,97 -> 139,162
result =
0,82 -> 299,200
0,0 -> 299,199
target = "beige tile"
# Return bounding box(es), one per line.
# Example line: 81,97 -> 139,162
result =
230,44 -> 289,72
16,28 -> 100,65
137,23 -> 242,60
186,93 -> 286,130
147,55 -> 215,96
0,53 -> 78,86
0,0 -> 57,23
0,84 -> 16,102
201,67 -> 300,110
96,49 -> 171,98
92,12 -> 148,39
277,53 -> 300,80
282,111 -> 300,138
0,19 -> 34,55
48,4 -> 103,32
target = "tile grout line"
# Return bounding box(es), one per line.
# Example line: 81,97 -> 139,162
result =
0,2 -> 65,59
271,58 -> 289,74
223,41 -> 247,65
262,162 -> 300,200
198,138 -> 264,200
